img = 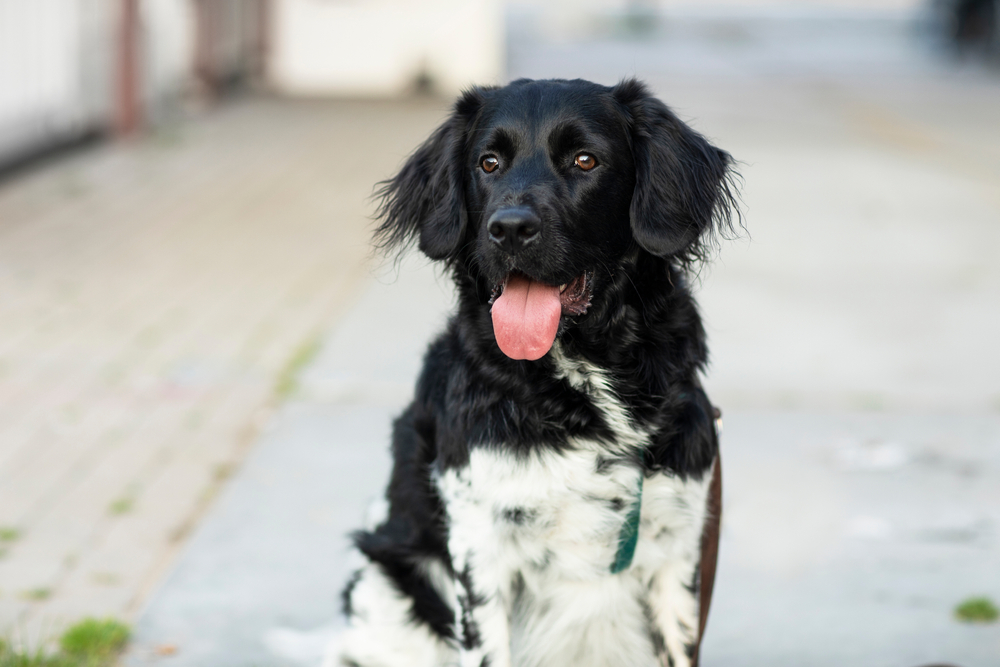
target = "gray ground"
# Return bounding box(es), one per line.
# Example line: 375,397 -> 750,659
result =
128,8 -> 1000,667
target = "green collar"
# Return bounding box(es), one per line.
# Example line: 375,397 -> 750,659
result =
610,473 -> 643,574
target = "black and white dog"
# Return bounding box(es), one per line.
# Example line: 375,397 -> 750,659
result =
332,78 -> 739,667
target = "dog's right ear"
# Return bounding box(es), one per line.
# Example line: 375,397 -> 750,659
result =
373,89 -> 484,261
613,78 -> 740,264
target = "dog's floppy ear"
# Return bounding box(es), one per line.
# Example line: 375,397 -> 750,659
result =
373,89 -> 484,261
613,79 -> 739,262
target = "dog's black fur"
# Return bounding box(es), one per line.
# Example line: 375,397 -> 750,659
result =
343,77 -> 739,665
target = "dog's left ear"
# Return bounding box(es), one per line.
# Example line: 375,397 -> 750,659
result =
373,89 -> 485,261
613,79 -> 739,261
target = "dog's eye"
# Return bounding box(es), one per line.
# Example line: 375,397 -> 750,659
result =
574,153 -> 597,171
481,156 -> 499,173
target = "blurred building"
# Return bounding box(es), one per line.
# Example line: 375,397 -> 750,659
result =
0,0 -> 504,169
269,0 -> 504,97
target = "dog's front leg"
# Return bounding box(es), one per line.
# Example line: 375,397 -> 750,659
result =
647,554 -> 702,667
440,464 -> 513,667
451,548 -> 512,667
644,457 -> 721,667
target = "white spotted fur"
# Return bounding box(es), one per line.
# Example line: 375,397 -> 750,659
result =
336,343 -> 714,667
334,563 -> 456,667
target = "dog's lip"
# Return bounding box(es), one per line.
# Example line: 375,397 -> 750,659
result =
489,270 -> 593,317
558,272 -> 592,316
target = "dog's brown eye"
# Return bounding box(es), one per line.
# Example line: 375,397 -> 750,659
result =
575,153 -> 597,171
482,156 -> 499,173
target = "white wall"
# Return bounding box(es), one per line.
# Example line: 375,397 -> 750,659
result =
0,0 -> 91,160
0,0 -> 196,164
144,0 -> 196,112
269,0 -> 505,97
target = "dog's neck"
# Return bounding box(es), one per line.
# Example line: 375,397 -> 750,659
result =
563,253 -> 707,371
452,251 -> 708,389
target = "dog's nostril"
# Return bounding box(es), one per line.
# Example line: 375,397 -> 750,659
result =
488,222 -> 507,241
517,223 -> 539,240
490,220 -> 538,248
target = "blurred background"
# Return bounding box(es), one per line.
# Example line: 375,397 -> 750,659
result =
0,1 -> 998,666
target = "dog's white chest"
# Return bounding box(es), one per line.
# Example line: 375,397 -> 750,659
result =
438,445 -> 640,582
437,348 -> 649,583
437,447 -> 654,667
434,349 -> 713,667
437,446 -> 711,667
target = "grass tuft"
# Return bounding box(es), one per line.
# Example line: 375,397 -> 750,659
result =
107,498 -> 133,516
20,588 -> 50,601
0,640 -> 52,667
59,618 -> 129,661
1,617 -> 129,666
274,334 -> 323,399
955,596 -> 999,623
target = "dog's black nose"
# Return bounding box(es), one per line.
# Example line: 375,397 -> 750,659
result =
487,208 -> 540,254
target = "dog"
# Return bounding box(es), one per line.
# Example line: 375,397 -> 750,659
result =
331,77 -> 739,667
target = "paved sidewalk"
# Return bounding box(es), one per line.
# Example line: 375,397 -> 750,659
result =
0,96 -> 449,642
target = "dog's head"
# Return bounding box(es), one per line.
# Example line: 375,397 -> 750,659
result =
375,78 -> 738,361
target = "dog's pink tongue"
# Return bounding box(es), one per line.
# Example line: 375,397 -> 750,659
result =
491,275 -> 562,361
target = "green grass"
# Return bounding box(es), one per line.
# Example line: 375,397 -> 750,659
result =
955,596 -> 999,623
59,619 -> 129,661
20,589 -> 50,602
0,528 -> 19,542
0,618 -> 129,667
0,639 -> 51,667
274,334 -> 323,399
106,498 -> 133,516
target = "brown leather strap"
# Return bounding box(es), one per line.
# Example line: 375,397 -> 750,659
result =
692,453 -> 722,667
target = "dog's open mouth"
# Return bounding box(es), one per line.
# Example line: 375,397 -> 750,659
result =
488,271 -> 592,361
